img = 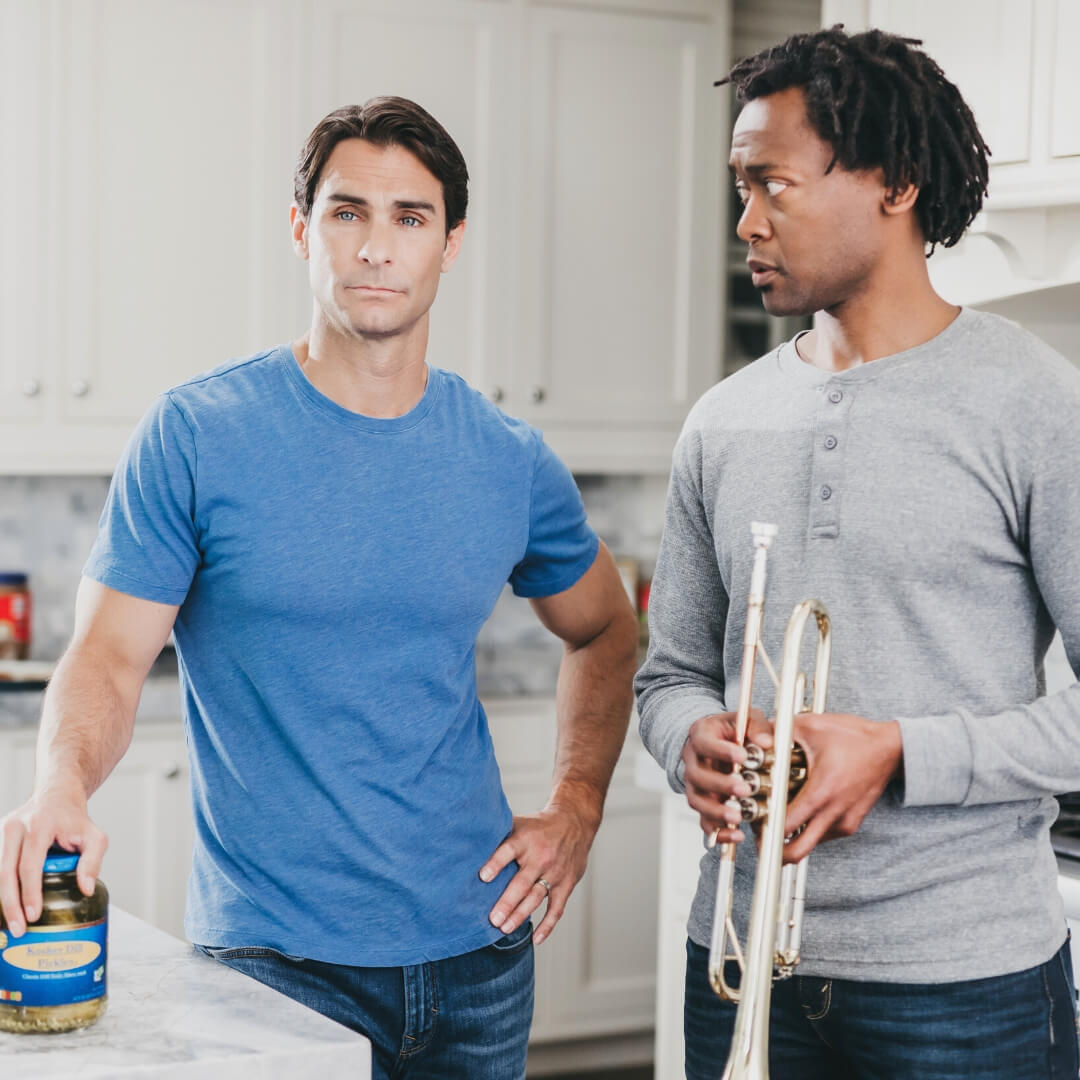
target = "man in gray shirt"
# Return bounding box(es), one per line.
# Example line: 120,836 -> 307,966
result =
636,26 -> 1080,1080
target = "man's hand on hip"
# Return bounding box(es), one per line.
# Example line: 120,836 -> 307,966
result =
479,804 -> 597,946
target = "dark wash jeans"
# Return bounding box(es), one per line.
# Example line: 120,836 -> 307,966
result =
196,920 -> 533,1080
685,935 -> 1079,1080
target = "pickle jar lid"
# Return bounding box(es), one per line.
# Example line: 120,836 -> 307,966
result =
43,846 -> 80,873
0,573 -> 28,586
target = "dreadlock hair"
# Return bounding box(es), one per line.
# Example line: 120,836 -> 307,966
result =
717,25 -> 990,255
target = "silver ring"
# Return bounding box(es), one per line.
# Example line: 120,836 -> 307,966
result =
536,877 -> 551,895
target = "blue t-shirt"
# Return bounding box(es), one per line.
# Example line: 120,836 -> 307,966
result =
84,347 -> 599,966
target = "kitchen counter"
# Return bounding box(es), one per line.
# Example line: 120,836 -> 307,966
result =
0,908 -> 371,1079
0,674 -> 182,730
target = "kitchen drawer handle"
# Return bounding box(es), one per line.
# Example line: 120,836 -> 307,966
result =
530,386 -> 546,404
162,764 -> 181,780
21,379 -> 41,397
488,386 -> 504,403
70,379 -> 91,397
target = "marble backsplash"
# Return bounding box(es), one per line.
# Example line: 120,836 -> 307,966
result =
0,473 -> 669,696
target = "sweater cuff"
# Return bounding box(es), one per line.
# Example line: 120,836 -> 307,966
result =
895,712 -> 973,807
639,693 -> 727,795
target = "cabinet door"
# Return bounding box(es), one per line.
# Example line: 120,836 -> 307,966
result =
56,0 -> 303,430
0,0 -> 49,426
535,753 -> 661,1041
824,1 -> 1034,166
0,722 -> 192,941
307,0 -> 518,399
655,794 -> 707,1080
514,5 -> 725,433
1049,0 -> 1080,160
487,700 -> 662,1044
85,724 -> 193,940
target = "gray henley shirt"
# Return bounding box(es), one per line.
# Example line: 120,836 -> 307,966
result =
636,307 -> 1080,983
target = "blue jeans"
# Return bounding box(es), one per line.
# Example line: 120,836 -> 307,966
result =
685,935 -> 1079,1080
196,921 -> 534,1079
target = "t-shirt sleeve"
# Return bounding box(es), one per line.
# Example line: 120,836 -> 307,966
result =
82,393 -> 200,606
508,434 -> 599,598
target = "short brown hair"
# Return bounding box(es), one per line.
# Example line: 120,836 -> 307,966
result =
293,97 -> 469,233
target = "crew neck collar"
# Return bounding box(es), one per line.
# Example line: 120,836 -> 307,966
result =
777,307 -> 976,382
281,347 -> 442,432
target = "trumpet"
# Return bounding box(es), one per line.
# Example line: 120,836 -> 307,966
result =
707,521 -> 832,1080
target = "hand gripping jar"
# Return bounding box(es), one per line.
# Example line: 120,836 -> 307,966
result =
0,847 -> 108,1033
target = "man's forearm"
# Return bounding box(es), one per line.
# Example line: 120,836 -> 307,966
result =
34,644 -> 141,802
547,613 -> 638,826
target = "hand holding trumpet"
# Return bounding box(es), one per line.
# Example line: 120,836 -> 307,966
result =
782,712 -> 903,862
683,709 -> 904,860
681,708 -> 774,845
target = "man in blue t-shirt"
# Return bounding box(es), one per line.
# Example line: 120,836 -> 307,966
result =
0,97 -> 638,1078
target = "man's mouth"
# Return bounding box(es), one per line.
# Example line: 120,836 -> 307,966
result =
747,259 -> 779,287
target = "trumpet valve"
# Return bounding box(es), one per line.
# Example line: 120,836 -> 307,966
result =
788,743 -> 808,797
743,741 -> 770,770
741,769 -> 769,796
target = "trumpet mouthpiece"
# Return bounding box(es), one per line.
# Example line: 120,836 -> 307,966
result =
751,521 -> 779,547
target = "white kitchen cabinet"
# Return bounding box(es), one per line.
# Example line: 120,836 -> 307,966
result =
305,0 -> 519,413
508,3 -> 729,472
484,698 -> 662,1067
0,0 -> 304,474
0,0 -> 49,431
0,719 -> 193,940
820,0 -> 1080,304
823,0 -> 1080,210
654,792 -> 707,1080
0,0 -> 730,475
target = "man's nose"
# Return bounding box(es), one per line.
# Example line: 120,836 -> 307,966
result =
735,194 -> 771,245
357,221 -> 394,265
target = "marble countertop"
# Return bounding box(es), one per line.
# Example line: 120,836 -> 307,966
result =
0,674 -> 563,730
0,676 -> 183,730
0,908 -> 371,1079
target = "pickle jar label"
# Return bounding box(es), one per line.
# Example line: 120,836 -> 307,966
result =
0,919 -> 107,1008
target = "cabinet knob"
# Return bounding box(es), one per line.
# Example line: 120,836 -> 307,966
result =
162,764 -> 181,780
488,386 -> 505,403
529,386 -> 546,404
70,379 -> 90,398
21,379 -> 40,398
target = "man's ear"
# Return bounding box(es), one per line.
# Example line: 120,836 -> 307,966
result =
290,204 -> 310,260
441,220 -> 466,273
882,181 -> 919,217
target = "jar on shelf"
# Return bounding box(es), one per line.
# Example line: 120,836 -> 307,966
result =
0,573 -> 31,661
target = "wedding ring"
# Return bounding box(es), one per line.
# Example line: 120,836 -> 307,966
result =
536,877 -> 551,895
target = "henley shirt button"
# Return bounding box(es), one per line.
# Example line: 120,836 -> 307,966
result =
820,485 -> 833,500
824,435 -> 838,450
828,389 -> 843,404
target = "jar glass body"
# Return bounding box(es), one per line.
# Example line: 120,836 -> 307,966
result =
0,869 -> 108,1033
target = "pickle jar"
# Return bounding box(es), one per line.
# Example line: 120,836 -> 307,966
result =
0,846 -> 108,1034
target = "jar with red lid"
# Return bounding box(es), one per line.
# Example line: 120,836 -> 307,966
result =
0,573 -> 31,661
